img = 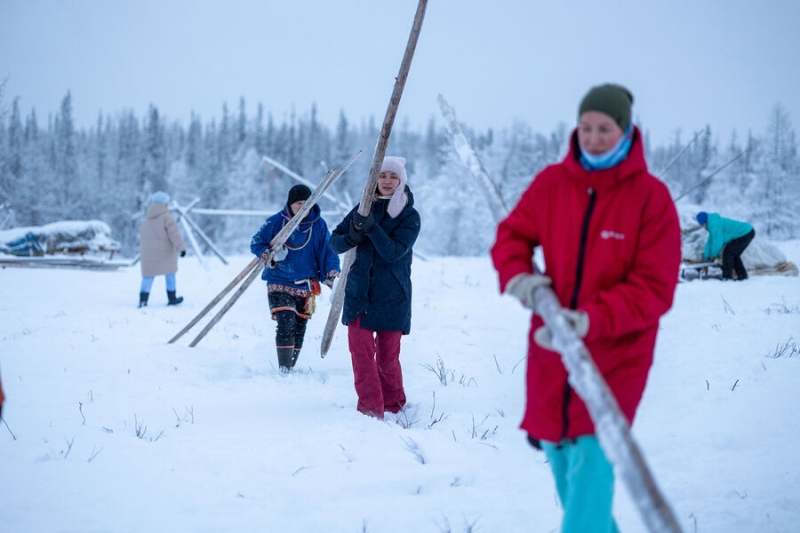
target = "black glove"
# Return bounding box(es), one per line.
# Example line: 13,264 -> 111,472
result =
346,221 -> 365,246
180,250 -> 186,257
526,435 -> 542,450
352,212 -> 376,233
323,275 -> 337,288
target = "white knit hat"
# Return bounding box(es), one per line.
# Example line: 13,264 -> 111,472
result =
380,156 -> 408,218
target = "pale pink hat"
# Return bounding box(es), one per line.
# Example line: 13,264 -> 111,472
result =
380,156 -> 408,218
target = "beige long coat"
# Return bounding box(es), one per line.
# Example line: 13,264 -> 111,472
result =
139,203 -> 186,277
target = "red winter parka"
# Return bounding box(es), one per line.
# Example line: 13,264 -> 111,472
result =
491,127 -> 681,442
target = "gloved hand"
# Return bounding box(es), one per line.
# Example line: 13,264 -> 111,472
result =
261,245 -> 288,268
346,221 -> 366,247
180,250 -> 186,257
352,212 -> 376,233
505,273 -> 552,310
273,245 -> 288,262
533,309 -> 589,351
323,273 -> 338,289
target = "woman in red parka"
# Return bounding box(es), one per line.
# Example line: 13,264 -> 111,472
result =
491,84 -> 681,533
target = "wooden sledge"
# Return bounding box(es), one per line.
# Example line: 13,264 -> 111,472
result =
680,261 -> 722,281
680,260 -> 798,281
0,255 -> 130,271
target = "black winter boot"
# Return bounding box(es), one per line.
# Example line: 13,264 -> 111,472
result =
167,290 -> 184,306
138,292 -> 149,308
290,348 -> 301,368
277,347 -> 294,374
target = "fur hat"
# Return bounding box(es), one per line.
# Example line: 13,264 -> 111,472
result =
287,184 -> 312,206
152,191 -> 170,204
380,156 -> 408,218
578,83 -> 634,131
696,211 -> 708,226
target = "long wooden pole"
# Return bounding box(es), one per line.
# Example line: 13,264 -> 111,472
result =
437,94 -> 508,222
657,129 -> 702,179
319,0 -> 428,357
167,257 -> 259,344
261,155 -> 351,214
673,150 -> 744,202
174,204 -> 229,265
188,262 -> 264,347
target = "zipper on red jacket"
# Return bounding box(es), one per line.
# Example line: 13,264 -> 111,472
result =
559,187 -> 597,443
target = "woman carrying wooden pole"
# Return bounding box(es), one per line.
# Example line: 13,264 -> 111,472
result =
320,0 -> 428,357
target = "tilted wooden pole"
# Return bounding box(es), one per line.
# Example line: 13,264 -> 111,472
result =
320,0 -> 428,357
673,150 -> 745,203
188,262 -> 264,347
437,94 -> 508,222
167,257 -> 259,344
261,154 -> 352,214
176,209 -> 205,267
657,129 -> 702,179
173,200 -> 229,265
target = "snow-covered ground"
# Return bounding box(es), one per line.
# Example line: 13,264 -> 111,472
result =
1,242 -> 799,532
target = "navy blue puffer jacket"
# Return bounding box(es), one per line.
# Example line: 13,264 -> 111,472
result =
329,188 -> 420,334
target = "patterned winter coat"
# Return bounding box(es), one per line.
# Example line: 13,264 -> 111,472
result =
250,204 -> 340,291
139,203 -> 186,277
702,212 -> 754,260
491,127 -> 681,443
329,188 -> 420,334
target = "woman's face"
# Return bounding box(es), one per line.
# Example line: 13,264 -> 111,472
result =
577,111 -> 624,155
377,171 -> 400,196
290,200 -> 305,216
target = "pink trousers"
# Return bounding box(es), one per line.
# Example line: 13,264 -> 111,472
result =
347,317 -> 406,418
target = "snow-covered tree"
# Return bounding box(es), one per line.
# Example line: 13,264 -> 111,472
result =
751,104 -> 798,238
2,92 -> 798,257
5,98 -> 23,214
141,104 -> 168,195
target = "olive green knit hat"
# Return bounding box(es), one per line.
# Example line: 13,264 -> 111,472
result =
578,84 -> 634,131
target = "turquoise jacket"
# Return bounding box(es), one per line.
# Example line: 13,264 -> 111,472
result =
703,212 -> 754,259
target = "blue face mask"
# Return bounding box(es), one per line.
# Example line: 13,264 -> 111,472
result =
579,124 -> 634,171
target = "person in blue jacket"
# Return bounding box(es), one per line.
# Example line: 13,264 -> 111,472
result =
250,185 -> 340,372
696,211 -> 755,280
329,157 -> 421,419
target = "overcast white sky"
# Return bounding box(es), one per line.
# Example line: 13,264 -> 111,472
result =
2,0 -> 798,147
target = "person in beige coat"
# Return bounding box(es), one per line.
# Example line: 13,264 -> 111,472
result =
138,191 -> 187,307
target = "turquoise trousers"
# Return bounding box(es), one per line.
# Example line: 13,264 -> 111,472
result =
541,436 -> 620,533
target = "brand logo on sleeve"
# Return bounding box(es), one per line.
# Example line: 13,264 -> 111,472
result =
600,230 -> 625,240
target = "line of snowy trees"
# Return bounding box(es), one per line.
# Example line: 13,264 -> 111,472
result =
0,87 -> 797,257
